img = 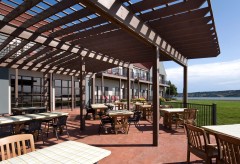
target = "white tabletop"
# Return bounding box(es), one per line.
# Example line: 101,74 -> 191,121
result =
107,110 -> 134,116
0,141 -> 111,164
160,108 -> 185,113
140,104 -> 152,108
12,107 -> 46,111
91,104 -> 108,109
0,115 -> 32,124
202,124 -> 240,139
0,112 -> 68,125
38,112 -> 68,118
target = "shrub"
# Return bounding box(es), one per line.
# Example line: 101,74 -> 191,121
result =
159,97 -> 166,102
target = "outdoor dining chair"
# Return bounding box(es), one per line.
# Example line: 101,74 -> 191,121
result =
98,113 -> 114,135
0,134 -> 35,161
176,108 -> 197,129
50,115 -> 69,140
0,124 -> 14,138
185,124 -> 218,163
85,104 -> 96,120
21,120 -> 45,144
215,132 -> 240,164
159,104 -> 173,120
127,111 -> 142,134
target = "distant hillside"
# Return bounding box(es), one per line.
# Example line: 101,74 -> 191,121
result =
177,90 -> 240,97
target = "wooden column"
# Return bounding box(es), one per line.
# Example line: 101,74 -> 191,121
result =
147,84 -> 150,101
15,69 -> 18,107
71,76 -> 74,111
49,73 -> 53,111
153,47 -> 160,146
127,65 -> 132,110
119,79 -> 122,99
43,73 -> 48,108
101,75 -> 104,103
91,74 -> 96,104
183,66 -> 188,107
79,57 -> 85,130
138,81 -> 140,98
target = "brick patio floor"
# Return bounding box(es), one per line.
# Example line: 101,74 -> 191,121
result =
34,109 -> 208,164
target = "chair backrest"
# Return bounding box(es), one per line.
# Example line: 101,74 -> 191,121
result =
0,124 -> 13,138
215,133 -> 240,164
159,105 -> 173,108
164,105 -> 173,108
0,134 -> 35,161
133,111 -> 142,121
57,116 -> 68,126
183,109 -> 197,125
28,120 -> 42,132
185,124 -> 209,154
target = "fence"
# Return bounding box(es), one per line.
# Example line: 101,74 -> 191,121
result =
161,101 -> 217,126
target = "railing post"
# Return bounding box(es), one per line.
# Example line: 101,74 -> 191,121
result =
212,103 -> 217,125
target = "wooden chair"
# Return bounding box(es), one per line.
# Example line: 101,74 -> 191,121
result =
215,133 -> 240,164
159,105 -> 173,120
0,134 -> 35,161
185,124 -> 218,163
176,108 -> 197,129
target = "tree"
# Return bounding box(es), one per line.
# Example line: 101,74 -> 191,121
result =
166,81 -> 178,97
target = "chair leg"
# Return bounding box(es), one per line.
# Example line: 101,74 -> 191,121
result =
98,124 -> 102,135
85,112 -> 89,119
127,123 -> 131,134
65,125 -> 69,137
93,112 -> 96,120
187,149 -> 190,164
54,127 -> 59,140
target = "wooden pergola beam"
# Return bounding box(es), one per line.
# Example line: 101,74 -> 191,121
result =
79,0 -> 187,66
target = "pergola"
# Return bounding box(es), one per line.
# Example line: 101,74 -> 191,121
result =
0,0 -> 220,146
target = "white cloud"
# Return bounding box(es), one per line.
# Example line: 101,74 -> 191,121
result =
166,59 -> 240,92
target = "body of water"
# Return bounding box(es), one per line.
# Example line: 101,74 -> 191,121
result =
175,97 -> 240,101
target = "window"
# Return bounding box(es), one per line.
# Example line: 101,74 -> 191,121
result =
11,75 -> 44,107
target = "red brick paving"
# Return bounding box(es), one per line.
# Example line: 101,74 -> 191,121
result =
34,109 -> 209,164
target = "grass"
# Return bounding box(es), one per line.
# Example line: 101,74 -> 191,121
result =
186,99 -> 240,125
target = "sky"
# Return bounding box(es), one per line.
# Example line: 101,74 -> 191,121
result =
164,0 -> 240,93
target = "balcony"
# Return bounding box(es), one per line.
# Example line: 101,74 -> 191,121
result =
100,69 -> 170,86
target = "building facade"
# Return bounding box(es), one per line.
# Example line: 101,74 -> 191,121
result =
0,63 -> 169,114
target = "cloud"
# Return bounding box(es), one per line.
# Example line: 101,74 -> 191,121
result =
165,59 -> 240,92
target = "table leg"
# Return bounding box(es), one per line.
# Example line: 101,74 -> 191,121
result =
122,116 -> 128,134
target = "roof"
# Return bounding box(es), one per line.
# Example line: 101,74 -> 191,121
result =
0,0 -> 220,76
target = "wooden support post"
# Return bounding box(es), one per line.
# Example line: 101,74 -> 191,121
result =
153,47 -> 160,146
183,66 -> 188,107
15,69 -> 18,107
49,73 -> 53,111
71,76 -> 74,110
79,57 -> 85,130
43,73 -> 48,109
91,74 -> 96,104
101,75 -> 104,103
127,65 -> 132,110
119,79 -> 121,100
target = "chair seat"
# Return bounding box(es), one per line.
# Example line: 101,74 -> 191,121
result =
98,116 -> 114,134
206,144 -> 218,157
185,124 -> 218,163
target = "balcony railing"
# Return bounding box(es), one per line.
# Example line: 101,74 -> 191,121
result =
102,69 -> 170,85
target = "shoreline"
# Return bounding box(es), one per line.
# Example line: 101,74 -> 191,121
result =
174,97 -> 240,101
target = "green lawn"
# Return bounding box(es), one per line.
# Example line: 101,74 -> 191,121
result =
186,99 -> 240,125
